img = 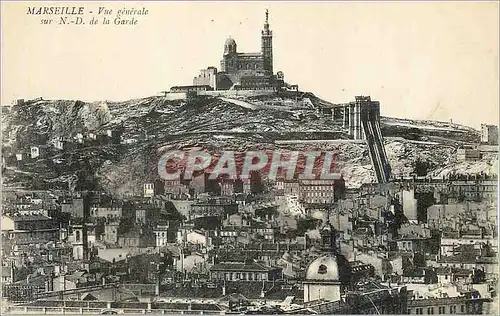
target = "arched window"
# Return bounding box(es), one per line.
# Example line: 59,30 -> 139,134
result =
318,264 -> 328,274
75,230 -> 81,242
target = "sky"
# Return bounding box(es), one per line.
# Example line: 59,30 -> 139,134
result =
1,1 -> 498,128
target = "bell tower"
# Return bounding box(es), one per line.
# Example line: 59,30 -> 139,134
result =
261,9 -> 273,76
320,220 -> 339,254
320,205 -> 340,254
71,222 -> 88,261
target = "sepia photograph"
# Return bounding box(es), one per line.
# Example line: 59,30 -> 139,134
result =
0,1 -> 498,315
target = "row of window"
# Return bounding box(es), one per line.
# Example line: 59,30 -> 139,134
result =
217,272 -> 268,281
303,192 -> 335,197
220,232 -> 237,237
226,61 -> 262,70
9,231 -> 57,240
399,241 -> 413,249
301,186 -> 335,191
15,222 -> 54,230
411,305 -> 464,314
90,211 -> 122,217
448,186 -> 496,192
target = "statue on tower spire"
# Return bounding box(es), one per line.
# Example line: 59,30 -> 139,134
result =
261,9 -> 273,75
263,9 -> 270,31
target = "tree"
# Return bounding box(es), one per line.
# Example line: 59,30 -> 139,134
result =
296,217 -> 321,235
414,158 -> 431,176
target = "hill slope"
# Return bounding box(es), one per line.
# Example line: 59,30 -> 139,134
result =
1,93 -> 495,196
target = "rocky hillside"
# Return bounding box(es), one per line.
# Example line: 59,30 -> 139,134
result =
1,93 -> 495,196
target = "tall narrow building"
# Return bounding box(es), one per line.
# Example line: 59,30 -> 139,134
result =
261,9 -> 273,76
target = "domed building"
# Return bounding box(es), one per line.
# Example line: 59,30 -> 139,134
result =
223,37 -> 237,55
218,10 -> 274,87
303,221 -> 351,303
189,10 -> 282,91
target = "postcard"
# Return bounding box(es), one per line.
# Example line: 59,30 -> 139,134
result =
1,1 -> 498,315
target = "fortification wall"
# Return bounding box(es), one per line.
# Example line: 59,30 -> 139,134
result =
198,90 -> 275,98
165,92 -> 187,100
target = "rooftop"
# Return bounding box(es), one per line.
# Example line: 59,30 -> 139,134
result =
408,295 -> 486,307
210,261 -> 278,272
237,52 -> 262,57
4,214 -> 52,221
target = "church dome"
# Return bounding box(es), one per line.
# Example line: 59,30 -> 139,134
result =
306,255 -> 340,281
224,37 -> 237,55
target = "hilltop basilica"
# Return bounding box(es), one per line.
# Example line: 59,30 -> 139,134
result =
170,10 -> 289,92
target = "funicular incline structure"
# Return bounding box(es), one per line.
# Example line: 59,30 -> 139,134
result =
358,96 -> 391,183
320,96 -> 391,183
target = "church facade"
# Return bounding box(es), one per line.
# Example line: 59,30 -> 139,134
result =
190,10 -> 283,91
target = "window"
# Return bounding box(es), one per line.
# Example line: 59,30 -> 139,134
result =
408,309 -> 412,314
428,307 -> 434,314
460,305 -> 465,313
438,306 -> 445,314
318,264 -> 328,274
416,307 -> 423,314
450,306 -> 456,314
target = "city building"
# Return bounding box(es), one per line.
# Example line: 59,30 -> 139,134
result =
154,224 -> 177,247
1,214 -> 59,247
457,147 -> 482,161
299,180 -> 336,205
480,124 -> 498,145
407,292 -> 488,315
209,260 -> 283,282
